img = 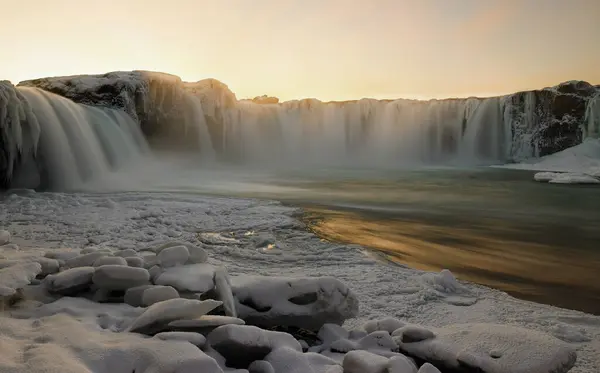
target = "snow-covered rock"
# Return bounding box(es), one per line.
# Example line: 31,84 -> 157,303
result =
363,318 -> 406,334
0,230 -> 10,245
92,265 -> 150,290
215,266 -> 237,317
93,256 -> 127,267
125,256 -> 144,267
396,323 -> 577,373
232,276 -> 359,331
44,249 -> 81,262
387,355 -> 418,373
141,285 -> 179,306
248,360 -> 276,373
65,252 -> 106,268
32,257 -> 60,276
152,241 -> 209,264
342,350 -> 389,373
417,363 -> 441,373
154,331 -> 207,348
157,245 -> 190,267
126,298 -> 222,335
124,284 -> 155,307
168,315 -> 245,335
45,266 -> 94,295
154,263 -> 216,292
207,324 -> 302,368
0,261 -> 41,297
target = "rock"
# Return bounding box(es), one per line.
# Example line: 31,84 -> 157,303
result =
92,265 -> 150,290
0,262 -> 42,297
392,325 -> 436,343
232,275 -> 358,331
358,331 -> 398,352
114,248 -> 137,258
45,267 -> 94,295
343,350 -> 388,373
396,323 -> 577,373
154,331 -> 206,348
157,245 -> 189,267
207,324 -> 302,368
126,298 -> 222,335
142,285 -> 179,306
214,266 -> 236,317
364,318 -> 406,334
155,263 -> 215,293
387,355 -> 417,373
152,241 -> 208,264
248,360 -> 275,373
318,324 -> 349,344
124,284 -> 155,307
92,256 -> 127,267
32,257 -> 60,276
0,230 -> 11,245
264,347 -> 317,373
44,249 -> 80,262
138,251 -> 157,268
417,363 -> 441,373
65,252 -> 106,268
148,265 -> 162,282
168,315 -> 245,335
125,256 -> 144,268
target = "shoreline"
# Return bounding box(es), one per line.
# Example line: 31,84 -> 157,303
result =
1,191 -> 599,372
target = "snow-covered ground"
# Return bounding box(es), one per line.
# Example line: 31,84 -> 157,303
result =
0,190 -> 599,372
498,139 -> 600,184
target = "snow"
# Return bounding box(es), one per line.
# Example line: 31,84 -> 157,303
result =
500,138 -> 600,175
0,191 -> 599,372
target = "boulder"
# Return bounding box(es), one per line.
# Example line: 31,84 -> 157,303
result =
157,245 -> 189,267
65,252 -> 106,268
395,323 -> 577,373
142,285 -> 179,306
125,256 -> 144,268
207,324 -> 302,368
0,230 -> 11,245
343,350 -> 388,373
45,267 -> 94,295
126,298 -> 222,335
92,265 -> 150,290
232,276 -> 359,331
154,331 -> 206,348
154,263 -> 215,293
168,315 -> 245,335
124,284 -> 155,307
92,256 -> 127,267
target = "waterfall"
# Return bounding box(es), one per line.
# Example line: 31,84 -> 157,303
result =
15,87 -> 147,190
584,93 -> 600,139
217,97 -> 513,167
184,93 -> 216,161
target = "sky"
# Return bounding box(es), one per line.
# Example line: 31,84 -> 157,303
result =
2,0 -> 600,101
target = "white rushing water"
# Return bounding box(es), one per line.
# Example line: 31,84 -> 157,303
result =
217,97 -> 512,167
15,87 -> 148,190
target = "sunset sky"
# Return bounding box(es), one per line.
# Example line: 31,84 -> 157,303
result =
2,0 -> 599,101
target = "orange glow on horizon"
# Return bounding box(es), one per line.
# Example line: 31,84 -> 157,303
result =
2,0 -> 599,102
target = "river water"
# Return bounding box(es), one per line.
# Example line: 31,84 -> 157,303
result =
107,162 -> 600,314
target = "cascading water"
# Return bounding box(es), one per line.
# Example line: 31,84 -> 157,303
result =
216,97 -> 512,167
15,87 -> 147,190
584,93 -> 600,139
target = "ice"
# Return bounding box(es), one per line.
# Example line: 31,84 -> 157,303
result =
417,363 -> 441,373
1,192 -> 599,372
363,318 -> 406,334
93,256 -> 127,267
0,261 -> 41,296
44,267 -> 95,295
548,173 -> 600,184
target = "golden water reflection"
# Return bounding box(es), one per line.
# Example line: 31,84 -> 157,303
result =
305,207 -> 600,314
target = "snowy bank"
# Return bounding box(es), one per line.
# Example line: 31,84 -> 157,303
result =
0,191 -> 598,372
498,139 -> 600,184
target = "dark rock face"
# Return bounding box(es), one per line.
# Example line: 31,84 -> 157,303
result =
506,81 -> 597,158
